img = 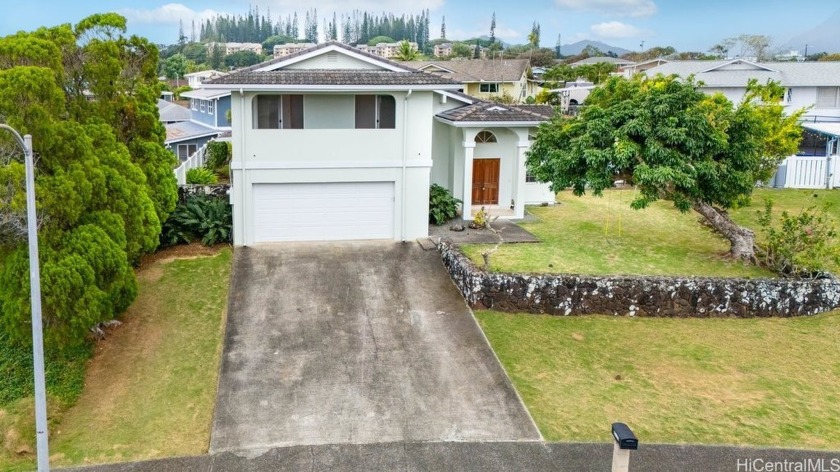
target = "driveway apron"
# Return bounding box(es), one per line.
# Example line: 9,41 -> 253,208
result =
209,241 -> 539,452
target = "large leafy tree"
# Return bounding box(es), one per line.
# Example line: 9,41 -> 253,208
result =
527,74 -> 803,261
0,14 -> 176,347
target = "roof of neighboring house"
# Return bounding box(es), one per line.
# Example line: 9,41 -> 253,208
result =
803,122 -> 840,137
436,101 -> 554,124
400,59 -> 530,83
165,120 -> 221,144
184,69 -> 225,78
645,59 -> 840,87
207,70 -> 461,87
180,88 -> 231,99
568,56 -> 634,67
157,99 -> 191,123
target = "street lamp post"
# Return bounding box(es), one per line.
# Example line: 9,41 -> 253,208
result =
0,124 -> 49,472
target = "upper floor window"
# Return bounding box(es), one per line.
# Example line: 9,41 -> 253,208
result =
190,98 -> 197,110
475,131 -> 497,143
480,83 -> 500,93
816,87 -> 840,108
200,100 -> 206,113
208,100 -> 215,115
354,95 -> 396,129
254,95 -> 304,129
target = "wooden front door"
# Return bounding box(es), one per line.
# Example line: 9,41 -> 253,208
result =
472,158 -> 500,205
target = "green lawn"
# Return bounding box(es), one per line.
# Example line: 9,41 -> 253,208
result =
462,188 -> 839,277
476,310 -> 840,449
0,246 -> 232,471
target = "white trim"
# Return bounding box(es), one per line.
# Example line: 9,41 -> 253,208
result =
164,129 -> 220,145
231,159 -> 433,170
517,141 -> 530,148
417,63 -> 456,73
254,44 -> 410,72
204,84 -> 461,92
699,59 -> 779,74
462,141 -> 476,149
437,116 -> 544,127
181,89 -> 231,100
434,90 -> 474,104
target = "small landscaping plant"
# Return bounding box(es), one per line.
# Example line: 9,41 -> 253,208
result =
757,199 -> 840,279
470,206 -> 489,229
160,195 -> 232,247
429,184 -> 461,225
186,167 -> 217,185
204,141 -> 232,172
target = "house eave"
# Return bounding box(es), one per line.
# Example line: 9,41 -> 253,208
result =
434,116 -> 545,127
203,83 -> 462,92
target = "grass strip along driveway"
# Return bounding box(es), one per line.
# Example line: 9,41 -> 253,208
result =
476,310 -> 840,450
45,246 -> 232,468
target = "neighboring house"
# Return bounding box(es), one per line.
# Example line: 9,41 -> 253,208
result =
434,43 -> 453,57
357,41 -> 419,59
273,43 -> 316,58
646,59 -> 840,189
620,58 -> 669,77
203,41 -> 556,245
207,42 -> 263,55
401,59 -> 538,103
185,70 -> 226,89
157,98 -> 222,160
549,80 -> 596,114
181,88 -> 232,130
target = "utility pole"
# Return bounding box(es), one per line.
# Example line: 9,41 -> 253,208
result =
0,124 -> 48,471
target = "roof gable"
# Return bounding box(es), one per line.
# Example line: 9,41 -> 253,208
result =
700,59 -> 778,73
418,63 -> 455,74
250,42 -> 413,73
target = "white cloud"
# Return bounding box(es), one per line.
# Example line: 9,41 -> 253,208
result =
590,21 -> 645,39
120,3 -> 220,24
555,0 -> 657,17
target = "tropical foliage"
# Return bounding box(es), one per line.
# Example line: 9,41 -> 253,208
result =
161,195 -> 232,247
429,184 -> 461,225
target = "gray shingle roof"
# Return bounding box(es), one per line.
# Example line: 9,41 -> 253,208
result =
165,120 -> 221,144
436,102 -> 555,123
645,60 -> 840,87
157,99 -> 190,123
400,59 -> 530,83
207,70 -> 461,86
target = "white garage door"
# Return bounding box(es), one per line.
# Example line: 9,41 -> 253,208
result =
252,182 -> 395,242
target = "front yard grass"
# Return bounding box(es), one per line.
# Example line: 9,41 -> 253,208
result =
45,245 -> 232,467
462,189 -> 774,278
476,310 -> 840,449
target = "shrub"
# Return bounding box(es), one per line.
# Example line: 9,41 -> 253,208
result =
757,199 -> 840,278
160,195 -> 232,247
429,184 -> 461,225
205,140 -> 232,172
186,167 -> 218,185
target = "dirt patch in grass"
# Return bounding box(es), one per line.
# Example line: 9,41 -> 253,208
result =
476,310 -> 840,449
46,245 -> 232,467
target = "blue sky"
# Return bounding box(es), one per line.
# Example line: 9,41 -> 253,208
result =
2,0 -> 838,53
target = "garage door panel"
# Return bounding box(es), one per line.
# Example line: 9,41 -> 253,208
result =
253,182 -> 395,242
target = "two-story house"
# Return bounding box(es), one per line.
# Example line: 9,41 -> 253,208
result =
203,41 -> 555,245
400,59 -> 538,103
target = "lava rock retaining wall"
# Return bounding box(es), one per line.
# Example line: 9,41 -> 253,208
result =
438,240 -> 840,317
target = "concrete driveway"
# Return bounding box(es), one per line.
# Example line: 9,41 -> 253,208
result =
210,242 -> 540,453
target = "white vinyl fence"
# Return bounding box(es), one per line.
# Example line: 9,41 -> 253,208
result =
173,141 -> 209,185
777,155 -> 840,189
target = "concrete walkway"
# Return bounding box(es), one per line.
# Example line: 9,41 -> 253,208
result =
210,242 -> 539,453
63,442 -> 840,472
